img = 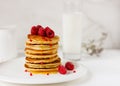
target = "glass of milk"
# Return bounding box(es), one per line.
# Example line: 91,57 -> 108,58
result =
62,0 -> 83,60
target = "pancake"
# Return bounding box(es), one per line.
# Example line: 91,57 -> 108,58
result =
25,48 -> 57,55
25,62 -> 60,69
25,52 -> 57,59
25,56 -> 60,64
25,43 -> 58,50
25,64 -> 58,74
26,34 -> 59,45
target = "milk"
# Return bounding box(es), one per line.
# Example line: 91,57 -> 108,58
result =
62,12 -> 82,60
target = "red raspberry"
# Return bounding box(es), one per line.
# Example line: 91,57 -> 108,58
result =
44,26 -> 50,31
38,27 -> 46,36
58,65 -> 67,75
65,62 -> 74,70
36,25 -> 42,29
31,26 -> 39,35
45,27 -> 55,38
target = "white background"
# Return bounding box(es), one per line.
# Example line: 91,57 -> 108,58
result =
0,0 -> 120,51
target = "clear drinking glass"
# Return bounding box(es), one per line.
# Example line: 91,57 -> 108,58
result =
62,0 -> 83,60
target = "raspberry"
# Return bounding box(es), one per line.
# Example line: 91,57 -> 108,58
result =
58,65 -> 67,75
65,62 -> 74,70
38,27 -> 46,36
36,25 -> 42,29
45,27 -> 55,38
44,26 -> 50,31
31,26 -> 39,35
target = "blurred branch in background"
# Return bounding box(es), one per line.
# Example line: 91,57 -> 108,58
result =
82,25 -> 108,56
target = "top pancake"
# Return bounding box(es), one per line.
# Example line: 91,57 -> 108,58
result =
26,34 -> 59,45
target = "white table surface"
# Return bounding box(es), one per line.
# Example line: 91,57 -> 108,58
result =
0,49 -> 120,86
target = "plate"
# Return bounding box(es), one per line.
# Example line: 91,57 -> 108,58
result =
0,57 -> 88,84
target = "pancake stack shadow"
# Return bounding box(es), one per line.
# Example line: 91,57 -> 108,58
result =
24,34 -> 61,74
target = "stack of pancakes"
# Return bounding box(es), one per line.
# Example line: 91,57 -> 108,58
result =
25,34 -> 61,74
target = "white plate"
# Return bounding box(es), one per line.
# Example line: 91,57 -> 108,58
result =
0,57 -> 88,84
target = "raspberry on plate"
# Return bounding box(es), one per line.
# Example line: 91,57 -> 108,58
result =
65,62 -> 74,70
58,65 -> 67,75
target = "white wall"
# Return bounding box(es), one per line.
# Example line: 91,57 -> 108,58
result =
0,0 -> 120,51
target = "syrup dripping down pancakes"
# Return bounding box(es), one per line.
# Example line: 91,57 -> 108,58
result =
24,25 -> 61,74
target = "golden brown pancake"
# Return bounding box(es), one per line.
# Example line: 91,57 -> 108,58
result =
25,52 -> 57,59
25,48 -> 57,55
25,62 -> 60,69
25,56 -> 60,64
25,43 -> 58,50
25,64 -> 59,74
26,34 -> 59,45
